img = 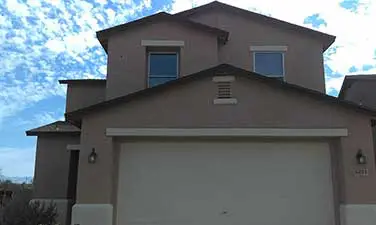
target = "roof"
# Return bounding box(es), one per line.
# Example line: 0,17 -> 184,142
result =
338,74 -> 376,99
176,1 -> 336,51
66,64 -> 376,121
26,121 -> 81,136
59,79 -> 106,85
96,12 -> 229,52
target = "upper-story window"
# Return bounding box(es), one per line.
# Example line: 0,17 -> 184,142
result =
148,52 -> 179,87
251,46 -> 287,79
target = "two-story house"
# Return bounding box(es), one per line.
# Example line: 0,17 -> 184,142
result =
26,2 -> 376,225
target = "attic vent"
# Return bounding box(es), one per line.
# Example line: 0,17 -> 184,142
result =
217,82 -> 232,99
212,76 -> 237,105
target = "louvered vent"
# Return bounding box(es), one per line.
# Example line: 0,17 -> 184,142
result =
217,82 -> 232,99
212,76 -> 237,105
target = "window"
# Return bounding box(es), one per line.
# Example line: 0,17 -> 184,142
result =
253,52 -> 284,78
148,52 -> 178,87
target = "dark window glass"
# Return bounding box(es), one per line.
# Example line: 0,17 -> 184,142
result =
254,52 -> 284,77
148,53 -> 178,87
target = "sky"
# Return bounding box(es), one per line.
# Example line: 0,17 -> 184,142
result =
0,0 -> 375,178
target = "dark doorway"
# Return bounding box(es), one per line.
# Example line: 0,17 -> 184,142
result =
66,150 -> 79,225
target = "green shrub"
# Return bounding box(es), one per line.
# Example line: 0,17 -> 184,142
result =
0,199 -> 58,225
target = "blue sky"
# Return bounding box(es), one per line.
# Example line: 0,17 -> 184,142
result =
0,0 -> 375,177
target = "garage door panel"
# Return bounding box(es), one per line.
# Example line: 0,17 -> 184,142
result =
117,141 -> 335,225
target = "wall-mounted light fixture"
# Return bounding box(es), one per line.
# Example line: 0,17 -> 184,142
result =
88,148 -> 97,164
356,149 -> 367,165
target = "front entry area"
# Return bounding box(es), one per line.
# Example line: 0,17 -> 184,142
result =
116,141 -> 336,225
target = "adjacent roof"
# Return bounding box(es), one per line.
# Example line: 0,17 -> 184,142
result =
59,79 -> 106,85
66,64 -> 376,122
26,121 -> 81,136
176,1 -> 336,51
96,12 -> 229,52
338,74 -> 376,99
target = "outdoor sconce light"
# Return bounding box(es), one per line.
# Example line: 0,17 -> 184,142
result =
88,148 -> 97,164
356,149 -> 367,165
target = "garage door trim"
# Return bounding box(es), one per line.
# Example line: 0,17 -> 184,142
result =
106,128 -> 348,137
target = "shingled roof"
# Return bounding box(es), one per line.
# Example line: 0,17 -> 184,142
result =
96,12 -> 229,52
176,1 -> 335,51
26,121 -> 80,136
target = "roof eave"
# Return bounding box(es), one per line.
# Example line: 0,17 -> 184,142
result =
177,1 -> 336,51
25,130 -> 81,136
65,64 -> 376,120
95,11 -> 229,52
59,79 -> 107,85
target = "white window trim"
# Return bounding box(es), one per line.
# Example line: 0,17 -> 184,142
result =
67,144 -> 81,151
252,51 -> 285,78
106,128 -> 348,137
213,98 -> 238,105
212,76 -> 235,82
250,46 -> 288,51
141,40 -> 185,47
148,52 -> 179,88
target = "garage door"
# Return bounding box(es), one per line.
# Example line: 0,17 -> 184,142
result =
116,141 -> 335,225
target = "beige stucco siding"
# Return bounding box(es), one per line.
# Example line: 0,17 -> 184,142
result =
188,10 -> 326,92
33,135 -> 80,199
66,84 -> 106,112
106,21 -> 219,99
76,75 -> 376,205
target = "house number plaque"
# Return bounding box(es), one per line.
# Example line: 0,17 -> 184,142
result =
353,168 -> 368,177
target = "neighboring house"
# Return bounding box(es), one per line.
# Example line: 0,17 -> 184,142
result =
26,2 -> 376,225
339,75 -> 376,110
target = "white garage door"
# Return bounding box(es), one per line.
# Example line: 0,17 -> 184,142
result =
117,141 -> 335,225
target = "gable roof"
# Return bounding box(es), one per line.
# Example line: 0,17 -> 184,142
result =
96,12 -> 229,52
26,121 -> 81,136
66,64 -> 376,122
59,79 -> 106,85
176,1 -> 335,51
338,74 -> 376,99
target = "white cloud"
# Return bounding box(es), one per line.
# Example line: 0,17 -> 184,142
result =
0,147 -> 35,177
33,112 -> 65,127
45,39 -> 66,52
97,0 -> 108,5
326,76 -> 345,94
99,65 -> 107,75
6,0 -> 30,16
169,0 -> 376,94
0,0 -> 151,128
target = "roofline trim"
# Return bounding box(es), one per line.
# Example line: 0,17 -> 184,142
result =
59,79 -> 106,84
26,130 -> 81,136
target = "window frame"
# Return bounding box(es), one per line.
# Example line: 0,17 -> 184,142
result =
252,51 -> 285,79
147,51 -> 179,88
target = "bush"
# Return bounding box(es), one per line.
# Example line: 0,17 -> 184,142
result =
0,198 -> 58,225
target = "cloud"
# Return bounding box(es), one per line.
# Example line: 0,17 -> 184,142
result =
0,0 -> 153,128
0,147 -> 35,177
168,0 -> 376,95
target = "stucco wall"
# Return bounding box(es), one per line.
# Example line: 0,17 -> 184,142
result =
188,10 -> 326,92
76,75 -> 376,205
66,83 -> 106,112
33,135 -> 80,199
106,21 -> 219,99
